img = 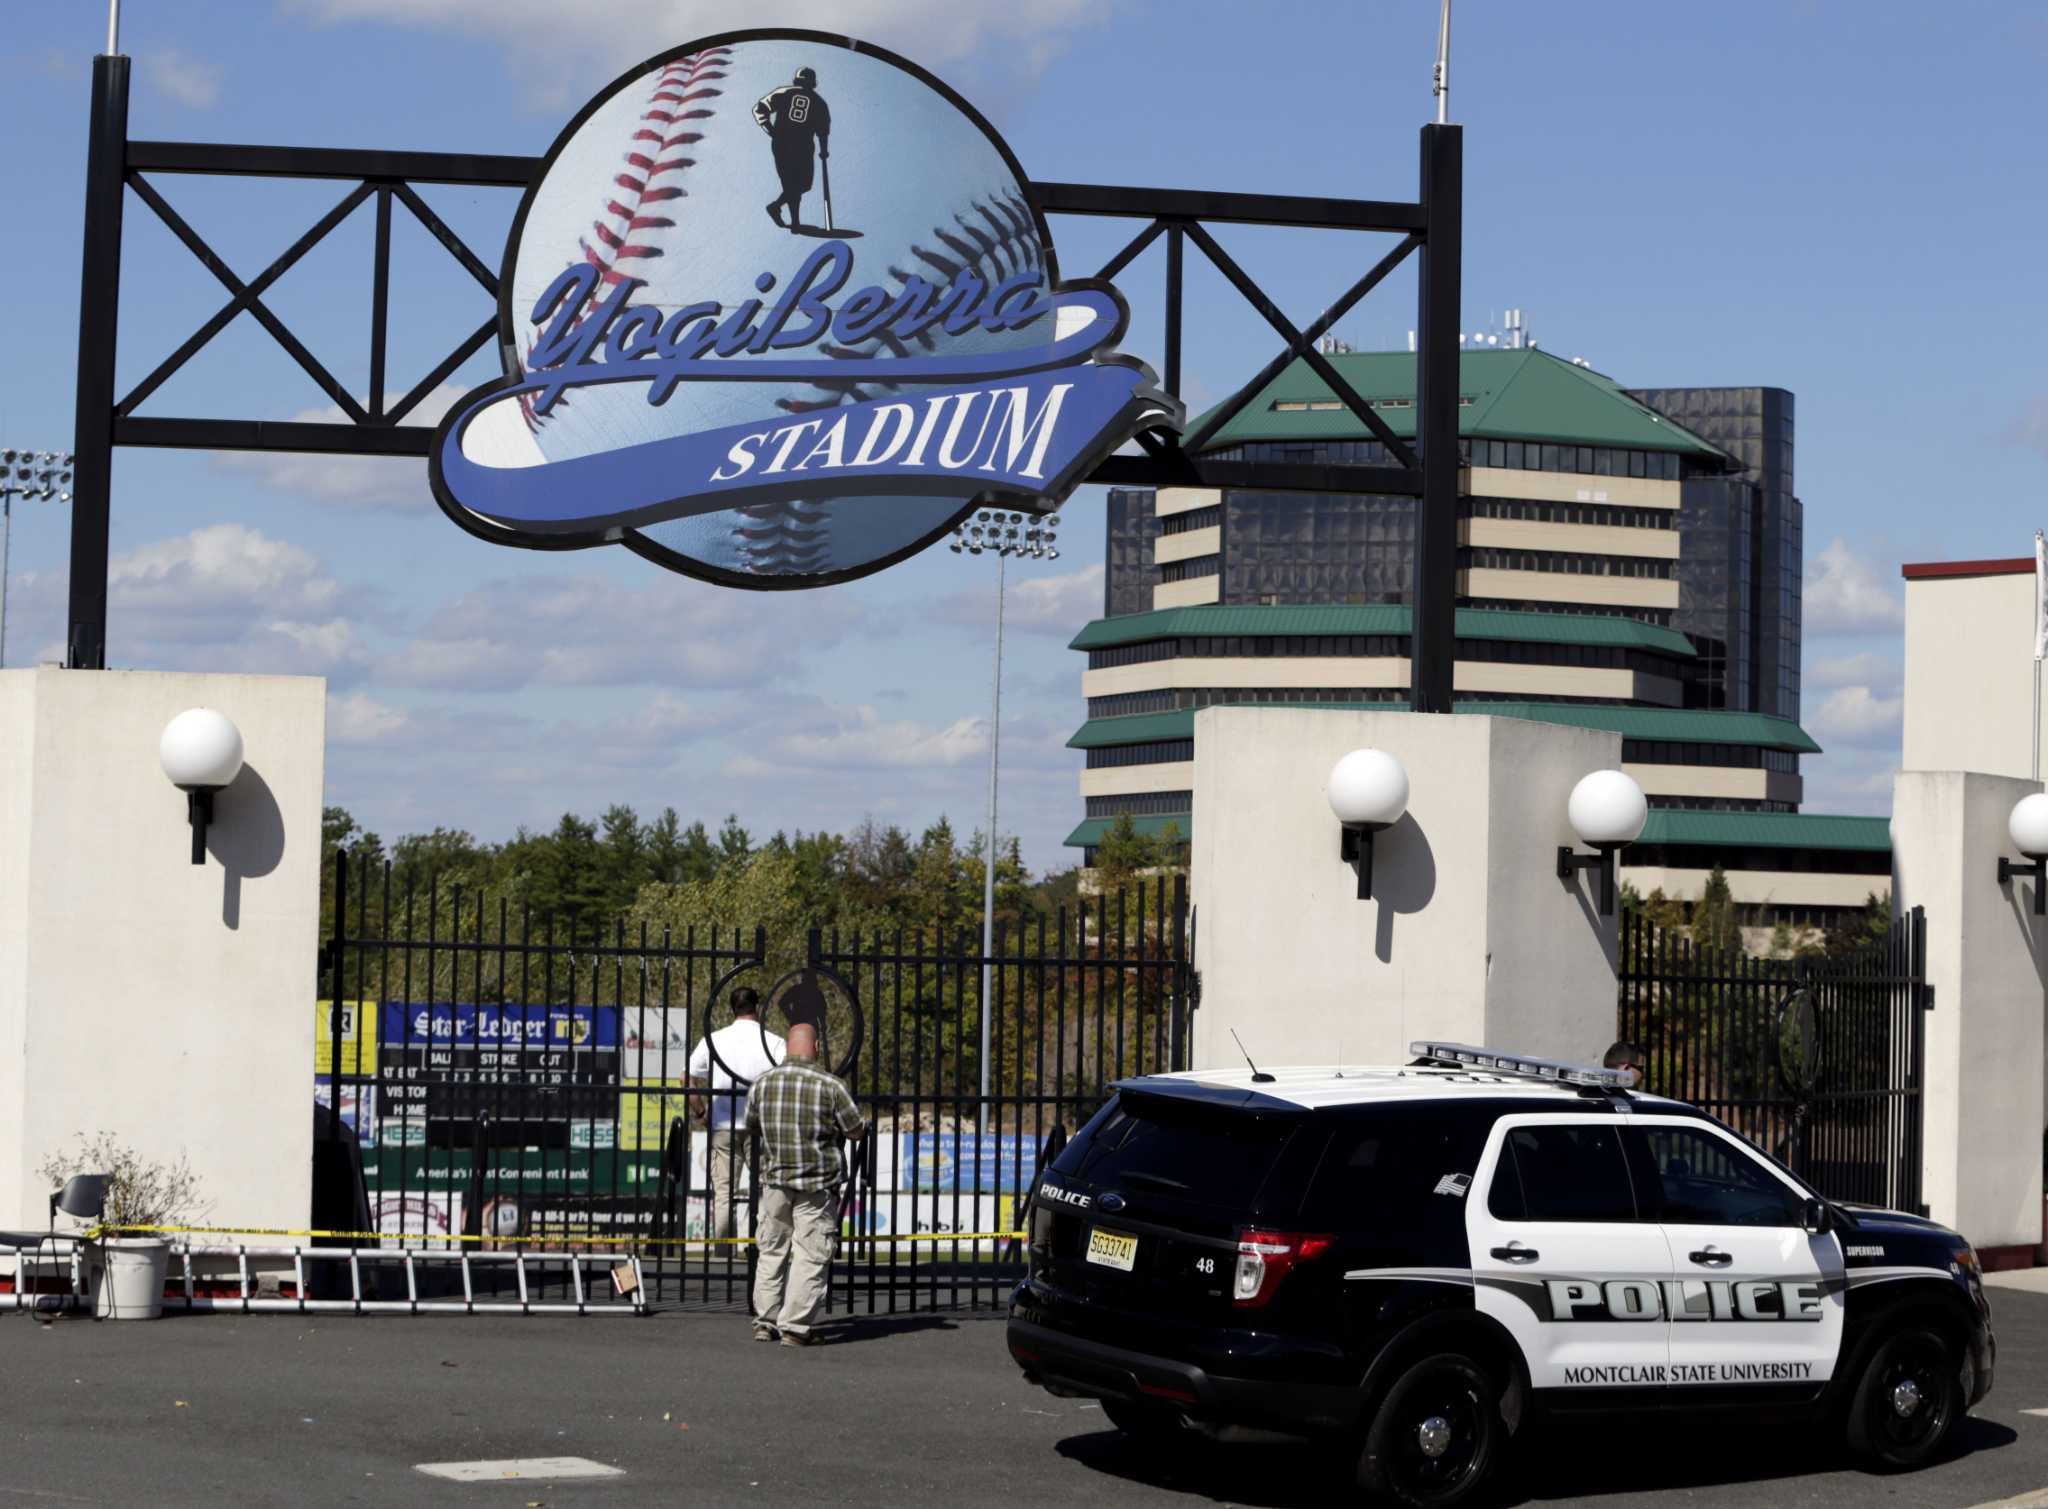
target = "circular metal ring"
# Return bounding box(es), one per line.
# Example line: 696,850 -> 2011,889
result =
1775,984 -> 1821,1097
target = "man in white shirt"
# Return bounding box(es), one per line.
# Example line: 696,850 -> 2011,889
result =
688,986 -> 785,1239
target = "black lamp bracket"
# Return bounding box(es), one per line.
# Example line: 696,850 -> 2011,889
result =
1341,823 -> 1391,901
1557,843 -> 1622,916
1998,853 -> 2047,916
185,787 -> 214,866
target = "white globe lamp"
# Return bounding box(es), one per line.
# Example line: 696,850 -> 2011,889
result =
2001,793 -> 2048,915
160,708 -> 245,866
1558,769 -> 1647,916
1327,748 -> 1410,900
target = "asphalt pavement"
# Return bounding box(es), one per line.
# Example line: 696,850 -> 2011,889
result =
6,1283 -> 2048,1508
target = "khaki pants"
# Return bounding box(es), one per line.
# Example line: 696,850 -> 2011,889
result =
706,1129 -> 754,1240
751,1185 -> 837,1337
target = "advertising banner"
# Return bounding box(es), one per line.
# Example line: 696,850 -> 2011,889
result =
899,1131 -> 1038,1194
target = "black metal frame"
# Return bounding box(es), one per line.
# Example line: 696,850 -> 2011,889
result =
318,849 -> 1191,1313
1617,905 -> 1930,1215
66,52 -> 1462,707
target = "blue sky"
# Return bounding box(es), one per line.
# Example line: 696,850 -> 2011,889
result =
1,0 -> 2043,866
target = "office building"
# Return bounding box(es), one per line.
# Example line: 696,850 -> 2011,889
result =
1071,347 -> 1881,929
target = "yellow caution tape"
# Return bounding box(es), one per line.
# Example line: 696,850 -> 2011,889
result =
89,1223 -> 1026,1248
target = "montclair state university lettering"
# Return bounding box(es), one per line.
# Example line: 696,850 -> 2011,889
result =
1542,1277 -> 1827,1322
1561,1361 -> 1818,1386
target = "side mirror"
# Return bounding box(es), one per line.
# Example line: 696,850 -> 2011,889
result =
1802,1197 -> 1829,1235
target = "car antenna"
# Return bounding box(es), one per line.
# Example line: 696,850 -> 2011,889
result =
1231,1029 -> 1276,1084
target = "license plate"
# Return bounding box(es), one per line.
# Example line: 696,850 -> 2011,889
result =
1085,1227 -> 1138,1272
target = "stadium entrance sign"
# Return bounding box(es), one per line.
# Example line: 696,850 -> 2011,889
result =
430,29 -> 1179,589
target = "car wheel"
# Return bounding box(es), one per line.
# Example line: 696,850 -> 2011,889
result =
1102,1398 -> 1185,1443
1356,1353 -> 1502,1508
1845,1326 -> 1961,1470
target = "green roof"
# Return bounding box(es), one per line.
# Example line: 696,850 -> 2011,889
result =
1063,815 -> 1192,849
1189,348 -> 1728,460
1066,809 -> 1892,854
1637,811 -> 1891,852
1068,708 -> 1208,750
1067,702 -> 1821,754
1070,605 -> 1695,658
1474,702 -> 1821,754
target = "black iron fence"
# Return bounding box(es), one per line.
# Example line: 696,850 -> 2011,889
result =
315,850 -> 1193,1313
1617,907 -> 1929,1213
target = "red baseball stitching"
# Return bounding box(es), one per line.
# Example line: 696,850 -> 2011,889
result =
523,48 -> 730,432
583,46 -> 729,287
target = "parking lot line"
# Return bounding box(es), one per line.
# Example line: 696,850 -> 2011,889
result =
1962,1490 -> 2048,1509
414,1458 -> 624,1483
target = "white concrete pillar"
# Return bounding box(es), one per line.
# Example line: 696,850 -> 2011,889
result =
1892,769 -> 2047,1253
1189,709 -> 1621,1073
0,668 -> 326,1231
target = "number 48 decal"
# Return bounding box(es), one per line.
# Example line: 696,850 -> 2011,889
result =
1195,1256 -> 1215,1274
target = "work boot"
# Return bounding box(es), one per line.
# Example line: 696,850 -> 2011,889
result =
752,1323 -> 779,1342
778,1330 -> 812,1348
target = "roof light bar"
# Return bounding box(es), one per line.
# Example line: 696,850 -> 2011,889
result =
1409,1040 -> 1635,1089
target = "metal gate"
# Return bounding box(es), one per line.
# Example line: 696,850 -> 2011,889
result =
316,851 -> 1192,1313
1616,907 -> 1929,1214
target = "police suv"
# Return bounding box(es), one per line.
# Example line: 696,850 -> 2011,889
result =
1007,1042 -> 1994,1507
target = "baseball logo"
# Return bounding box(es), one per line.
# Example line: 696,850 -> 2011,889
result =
432,29 -> 1179,590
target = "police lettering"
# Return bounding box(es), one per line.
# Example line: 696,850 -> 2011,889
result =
1543,1277 -> 1825,1322
1037,1182 -> 1091,1210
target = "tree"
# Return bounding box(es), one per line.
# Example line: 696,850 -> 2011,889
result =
1692,865 -> 1741,956
390,827 -> 486,893
1093,814 -> 1174,897
1820,891 -> 1892,956
645,807 -> 687,885
716,813 -> 753,869
322,805 -> 383,866
599,803 -> 649,914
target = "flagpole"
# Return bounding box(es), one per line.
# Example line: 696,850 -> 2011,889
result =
2034,530 -> 2044,782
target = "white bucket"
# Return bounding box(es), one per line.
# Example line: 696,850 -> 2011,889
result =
91,1238 -> 170,1320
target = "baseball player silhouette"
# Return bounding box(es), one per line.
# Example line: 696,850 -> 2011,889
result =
755,66 -> 832,231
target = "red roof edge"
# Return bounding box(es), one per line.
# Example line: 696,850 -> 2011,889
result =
1900,557 -> 2033,580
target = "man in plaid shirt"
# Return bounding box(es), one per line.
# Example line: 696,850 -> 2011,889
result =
745,1022 -> 864,1345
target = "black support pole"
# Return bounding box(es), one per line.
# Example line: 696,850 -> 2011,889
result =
68,52 -> 130,671
1411,123 -> 1462,713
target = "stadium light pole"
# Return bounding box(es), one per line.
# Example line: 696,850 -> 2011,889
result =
0,450 -> 74,668
950,508 -> 1060,1142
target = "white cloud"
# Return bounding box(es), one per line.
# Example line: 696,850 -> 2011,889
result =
756,704 -> 989,772
1810,684 -> 1903,748
935,561 -> 1102,638
1805,538 -> 1903,635
9,523 -> 370,680
141,48 -> 223,109
1808,650 -> 1902,696
381,570 -> 863,690
1798,752 -> 1899,817
328,691 -> 410,745
291,0 -> 1108,105
212,388 -> 462,512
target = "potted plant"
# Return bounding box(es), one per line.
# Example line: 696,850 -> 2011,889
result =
37,1134 -> 208,1320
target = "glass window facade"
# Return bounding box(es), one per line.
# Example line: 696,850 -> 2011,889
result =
1085,740 -> 1195,769
1463,547 -> 1674,580
1161,505 -> 1222,535
1627,387 -> 1801,721
1104,488 -> 1162,619
1085,792 -> 1194,817
1159,556 -> 1220,584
